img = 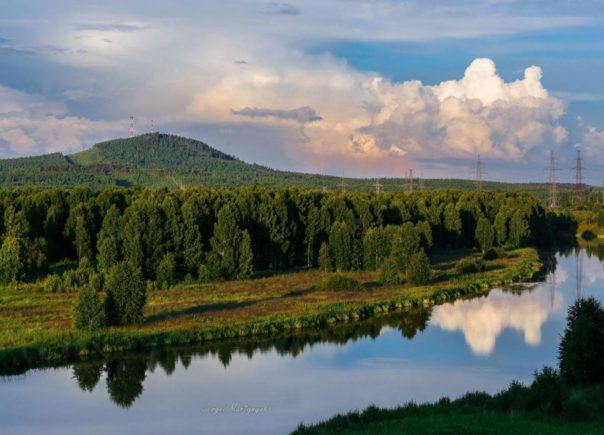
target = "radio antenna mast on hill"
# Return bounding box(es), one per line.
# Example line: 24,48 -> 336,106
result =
572,148 -> 586,207
548,150 -> 558,209
129,115 -> 135,137
150,119 -> 155,133
475,153 -> 484,191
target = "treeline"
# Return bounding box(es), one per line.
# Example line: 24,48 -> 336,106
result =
0,187 -> 574,286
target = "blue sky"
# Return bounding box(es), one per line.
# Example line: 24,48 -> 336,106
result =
0,0 -> 603,183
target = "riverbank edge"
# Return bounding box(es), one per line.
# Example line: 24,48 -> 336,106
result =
0,248 -> 543,373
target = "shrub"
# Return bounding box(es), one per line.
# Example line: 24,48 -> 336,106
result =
562,392 -> 593,421
322,274 -> 362,291
407,250 -> 431,285
42,274 -> 64,293
62,258 -> 94,291
88,272 -> 104,293
197,264 -> 211,283
493,380 -> 529,413
482,247 -> 506,260
527,366 -> 566,413
74,284 -> 105,331
379,257 -> 400,285
104,262 -> 146,326
455,257 -> 485,274
155,252 -> 177,289
558,297 -> 604,386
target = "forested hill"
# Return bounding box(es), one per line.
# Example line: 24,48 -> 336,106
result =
0,132 -> 585,200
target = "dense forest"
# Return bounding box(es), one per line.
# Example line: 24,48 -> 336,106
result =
0,133 -> 589,201
0,187 -> 574,288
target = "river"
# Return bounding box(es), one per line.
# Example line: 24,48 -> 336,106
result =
1,248 -> 602,435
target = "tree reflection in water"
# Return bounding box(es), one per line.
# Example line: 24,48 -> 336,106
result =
71,308 -> 432,407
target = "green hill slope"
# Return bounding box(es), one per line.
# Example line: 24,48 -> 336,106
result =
0,132 -> 589,200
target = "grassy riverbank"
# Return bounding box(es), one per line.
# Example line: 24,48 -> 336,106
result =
0,248 -> 542,372
292,390 -> 604,435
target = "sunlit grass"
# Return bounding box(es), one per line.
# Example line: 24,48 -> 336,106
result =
0,248 -> 541,369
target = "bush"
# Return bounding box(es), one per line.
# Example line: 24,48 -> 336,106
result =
155,252 -> 177,289
407,250 -> 431,285
104,262 -> 146,326
527,366 -> 566,413
455,257 -> 485,274
62,259 -> 94,291
562,392 -> 593,421
558,297 -> 604,386
42,274 -> 64,293
482,247 -> 506,260
493,380 -> 529,413
379,257 -> 400,285
74,284 -> 105,331
322,274 -> 362,291
197,264 -> 211,283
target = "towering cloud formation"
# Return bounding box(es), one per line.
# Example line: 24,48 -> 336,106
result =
352,59 -> 567,161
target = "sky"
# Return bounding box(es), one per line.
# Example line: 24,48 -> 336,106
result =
0,0 -> 603,183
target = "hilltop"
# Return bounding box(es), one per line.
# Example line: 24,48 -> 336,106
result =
0,133 -> 583,198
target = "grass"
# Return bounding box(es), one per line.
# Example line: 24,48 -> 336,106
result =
292,401 -> 604,435
0,248 -> 543,372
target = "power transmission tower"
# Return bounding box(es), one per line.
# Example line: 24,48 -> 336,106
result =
474,153 -> 484,191
572,148 -> 586,207
548,150 -> 558,209
338,176 -> 347,192
419,173 -> 426,191
374,178 -> 382,194
405,169 -> 414,194
129,115 -> 135,137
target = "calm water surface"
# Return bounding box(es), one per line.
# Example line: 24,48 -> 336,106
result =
1,249 -> 602,435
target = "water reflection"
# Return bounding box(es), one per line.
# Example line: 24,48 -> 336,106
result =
70,309 -> 432,408
430,286 -> 564,355
1,249 -> 602,435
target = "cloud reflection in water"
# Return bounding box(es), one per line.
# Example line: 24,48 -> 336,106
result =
430,286 -> 564,356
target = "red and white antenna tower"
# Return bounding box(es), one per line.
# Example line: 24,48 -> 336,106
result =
129,115 -> 135,137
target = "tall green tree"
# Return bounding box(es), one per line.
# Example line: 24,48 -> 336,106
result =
237,230 -> 254,279
329,221 -> 353,272
494,211 -> 508,246
475,217 -> 495,252
0,236 -> 26,283
388,223 -> 420,271
181,197 -> 204,274
318,242 -> 332,272
97,205 -> 122,272
363,227 -> 389,270
509,210 -> 529,247
206,205 -> 241,280
558,297 -> 604,386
